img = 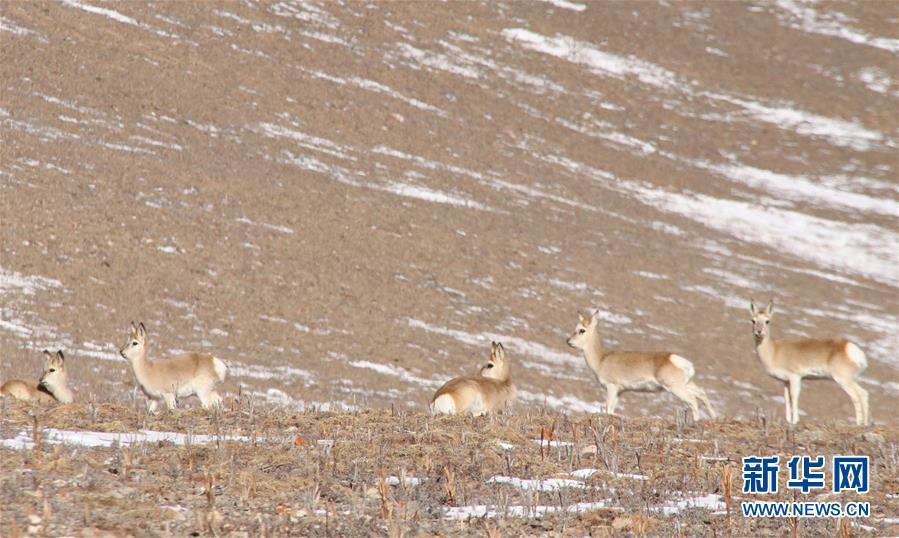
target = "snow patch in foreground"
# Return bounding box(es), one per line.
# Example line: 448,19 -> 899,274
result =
444,501 -> 609,520
487,475 -> 586,491
382,475 -> 422,487
570,468 -> 649,481
2,428 -> 252,450
656,493 -> 726,515
531,438 -> 574,448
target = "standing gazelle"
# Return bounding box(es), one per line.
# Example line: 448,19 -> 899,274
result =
0,350 -> 74,403
567,309 -> 716,420
750,300 -> 869,426
119,322 -> 227,413
430,341 -> 516,416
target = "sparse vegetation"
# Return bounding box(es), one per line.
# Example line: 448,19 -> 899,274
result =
1,399 -> 896,536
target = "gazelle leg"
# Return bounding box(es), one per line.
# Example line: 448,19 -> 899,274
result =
688,382 -> 716,419
783,384 -> 792,423
788,376 -> 802,425
667,384 -> 700,421
164,393 -> 177,410
605,384 -> 619,415
835,377 -> 866,425
208,391 -> 223,409
859,385 -> 870,425
847,384 -> 862,425
147,399 -> 159,414
198,387 -> 223,409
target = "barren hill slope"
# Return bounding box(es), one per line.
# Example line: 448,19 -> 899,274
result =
2,0 -> 897,423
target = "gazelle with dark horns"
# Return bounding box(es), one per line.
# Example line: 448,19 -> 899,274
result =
567,309 -> 716,420
750,299 -> 869,425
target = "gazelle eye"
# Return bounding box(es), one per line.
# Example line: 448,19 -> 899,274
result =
49,368 -> 56,373
765,320 -> 770,324
486,364 -> 494,368
578,328 -> 586,334
132,341 -> 139,346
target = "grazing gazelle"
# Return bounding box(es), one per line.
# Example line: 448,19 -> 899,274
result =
567,309 -> 716,420
430,341 -> 516,416
120,322 -> 227,413
750,299 -> 869,426
0,350 -> 74,403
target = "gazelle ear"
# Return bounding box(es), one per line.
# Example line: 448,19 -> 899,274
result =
130,321 -> 137,335
43,349 -> 52,361
750,300 -> 757,316
765,299 -> 774,316
56,350 -> 65,362
138,322 -> 147,339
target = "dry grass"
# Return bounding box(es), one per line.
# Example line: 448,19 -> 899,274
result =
1,398 -> 897,537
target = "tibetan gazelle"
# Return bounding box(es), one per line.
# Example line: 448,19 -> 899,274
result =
120,322 -> 227,413
750,300 -> 869,426
567,309 -> 716,420
0,350 -> 74,403
430,341 -> 516,416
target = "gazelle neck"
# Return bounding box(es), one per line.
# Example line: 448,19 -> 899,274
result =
497,369 -> 512,384
583,329 -> 605,366
130,348 -> 154,378
755,332 -> 775,364
43,379 -> 74,403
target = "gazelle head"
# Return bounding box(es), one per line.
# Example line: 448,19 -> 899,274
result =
120,322 -> 148,361
480,341 -> 510,380
567,308 -> 599,350
39,350 -> 67,391
749,299 -> 774,340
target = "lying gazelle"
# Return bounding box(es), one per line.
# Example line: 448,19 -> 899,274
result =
750,300 -> 869,426
0,350 -> 74,403
430,341 -> 516,416
567,309 -> 716,420
120,322 -> 227,413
